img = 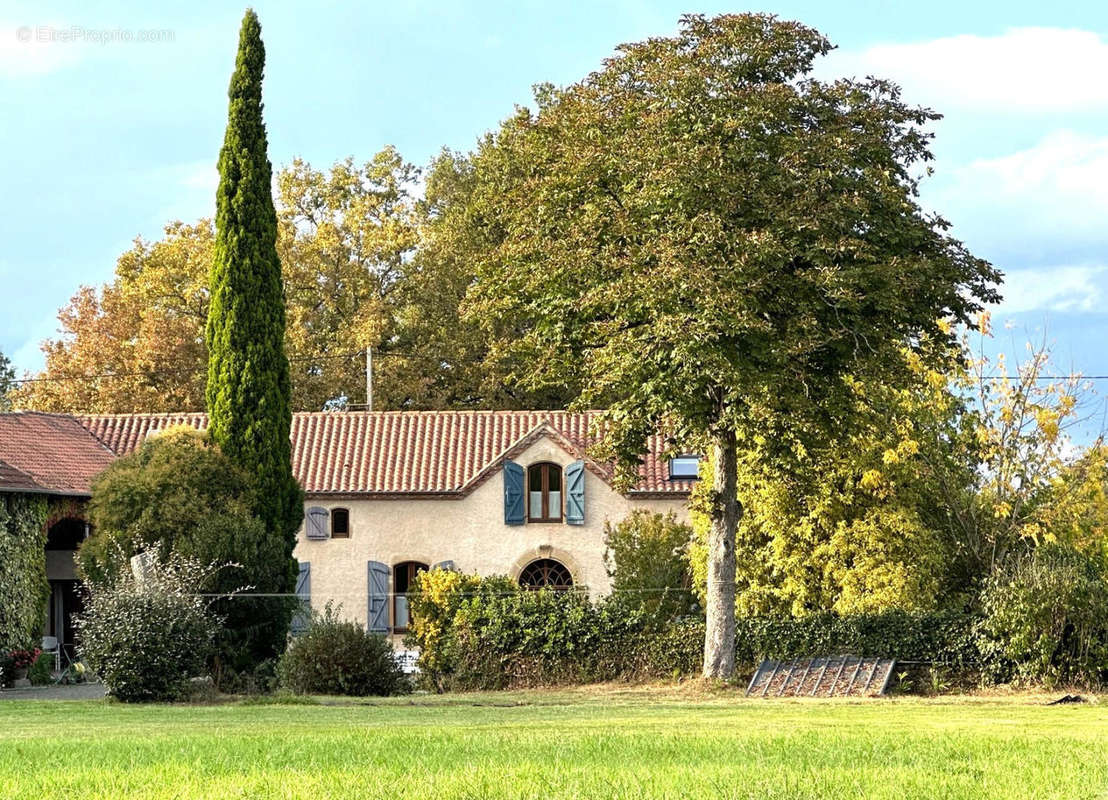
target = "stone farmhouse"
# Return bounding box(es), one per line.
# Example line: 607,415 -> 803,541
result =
0,410 -> 695,653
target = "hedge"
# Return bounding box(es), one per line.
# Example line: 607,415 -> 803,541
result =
407,571 -> 980,691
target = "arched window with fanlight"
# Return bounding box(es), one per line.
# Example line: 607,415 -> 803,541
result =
518,558 -> 574,590
527,462 -> 562,522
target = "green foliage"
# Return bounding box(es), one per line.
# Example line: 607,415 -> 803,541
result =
77,553 -> 222,702
604,511 -> 696,620
979,546 -> 1108,688
464,12 -> 997,485
405,569 -> 517,691
689,346 -> 969,617
0,493 -> 49,653
732,611 -> 979,668
78,427 -> 282,671
408,569 -> 979,690
277,603 -> 408,697
206,10 -> 302,664
28,651 -> 53,686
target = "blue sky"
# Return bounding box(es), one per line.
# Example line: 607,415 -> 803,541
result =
3,0 -> 1108,402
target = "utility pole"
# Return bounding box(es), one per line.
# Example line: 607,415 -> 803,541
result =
365,346 -> 373,412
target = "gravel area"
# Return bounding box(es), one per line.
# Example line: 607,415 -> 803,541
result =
0,683 -> 107,701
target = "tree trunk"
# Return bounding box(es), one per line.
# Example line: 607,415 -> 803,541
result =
703,428 -> 740,679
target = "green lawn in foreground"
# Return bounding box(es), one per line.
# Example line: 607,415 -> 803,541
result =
1,687 -> 1105,799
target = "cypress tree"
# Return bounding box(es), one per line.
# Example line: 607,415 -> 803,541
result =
206,9 -> 302,666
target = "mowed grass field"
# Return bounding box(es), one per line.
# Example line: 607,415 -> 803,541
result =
1,686 -> 1105,800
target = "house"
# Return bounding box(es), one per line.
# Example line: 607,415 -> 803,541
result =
1,410 -> 694,645
0,412 -> 116,656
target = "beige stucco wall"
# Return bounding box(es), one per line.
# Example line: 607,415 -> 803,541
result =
292,438 -> 688,628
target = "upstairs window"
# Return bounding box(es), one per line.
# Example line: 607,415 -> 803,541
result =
669,456 -> 700,480
527,462 -> 562,522
331,508 -> 350,538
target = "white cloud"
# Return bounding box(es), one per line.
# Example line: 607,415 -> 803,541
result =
994,264 -> 1108,314
925,130 -> 1108,252
827,27 -> 1108,112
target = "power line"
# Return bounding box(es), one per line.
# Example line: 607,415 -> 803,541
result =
4,349 -> 422,386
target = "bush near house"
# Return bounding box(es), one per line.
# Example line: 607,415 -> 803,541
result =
277,603 -> 408,697
28,651 -> 53,686
978,545 -> 1108,688
77,554 -> 222,702
79,427 -> 288,675
604,511 -> 697,621
408,568 -> 989,691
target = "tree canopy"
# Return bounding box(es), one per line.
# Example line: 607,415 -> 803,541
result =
12,150 -> 578,413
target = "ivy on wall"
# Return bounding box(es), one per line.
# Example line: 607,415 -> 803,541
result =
0,493 -> 50,652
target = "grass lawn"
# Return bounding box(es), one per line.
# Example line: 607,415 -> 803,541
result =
1,685 -> 1105,799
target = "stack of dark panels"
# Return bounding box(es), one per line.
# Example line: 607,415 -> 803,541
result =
745,655 -> 896,697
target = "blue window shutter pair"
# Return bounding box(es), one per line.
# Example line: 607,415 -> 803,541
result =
367,560 -> 390,633
503,459 -> 585,525
503,461 -> 525,525
565,460 -> 586,525
291,562 -> 311,635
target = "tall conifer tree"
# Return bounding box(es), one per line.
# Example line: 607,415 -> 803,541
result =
206,9 -> 302,664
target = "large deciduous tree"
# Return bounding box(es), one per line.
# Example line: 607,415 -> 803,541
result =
464,14 -> 998,677
14,153 -> 576,412
206,9 -> 301,664
8,222 -> 212,413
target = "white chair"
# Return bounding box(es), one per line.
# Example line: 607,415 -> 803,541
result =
41,636 -> 60,674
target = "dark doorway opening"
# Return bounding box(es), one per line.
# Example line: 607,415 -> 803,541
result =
392,561 -> 428,632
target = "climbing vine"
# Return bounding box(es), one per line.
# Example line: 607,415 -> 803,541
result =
0,493 -> 49,652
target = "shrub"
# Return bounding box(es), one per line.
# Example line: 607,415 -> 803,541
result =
79,427 -> 294,672
77,553 -> 222,702
604,511 -> 696,622
406,569 -> 517,691
277,603 -> 408,697
28,651 -> 53,686
979,545 -> 1108,688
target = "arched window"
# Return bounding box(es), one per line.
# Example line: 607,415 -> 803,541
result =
393,561 -> 428,631
527,462 -> 562,522
519,558 -> 573,590
331,508 -> 350,538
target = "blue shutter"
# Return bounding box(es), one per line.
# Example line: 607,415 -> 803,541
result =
305,506 -> 330,540
291,562 -> 311,635
503,460 -> 525,525
433,560 -> 456,571
367,560 -> 390,634
565,460 -> 586,525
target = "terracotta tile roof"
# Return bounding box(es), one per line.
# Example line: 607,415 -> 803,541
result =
76,411 -> 694,497
0,412 -> 117,495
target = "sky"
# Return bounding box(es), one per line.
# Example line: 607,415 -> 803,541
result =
2,0 -> 1107,410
